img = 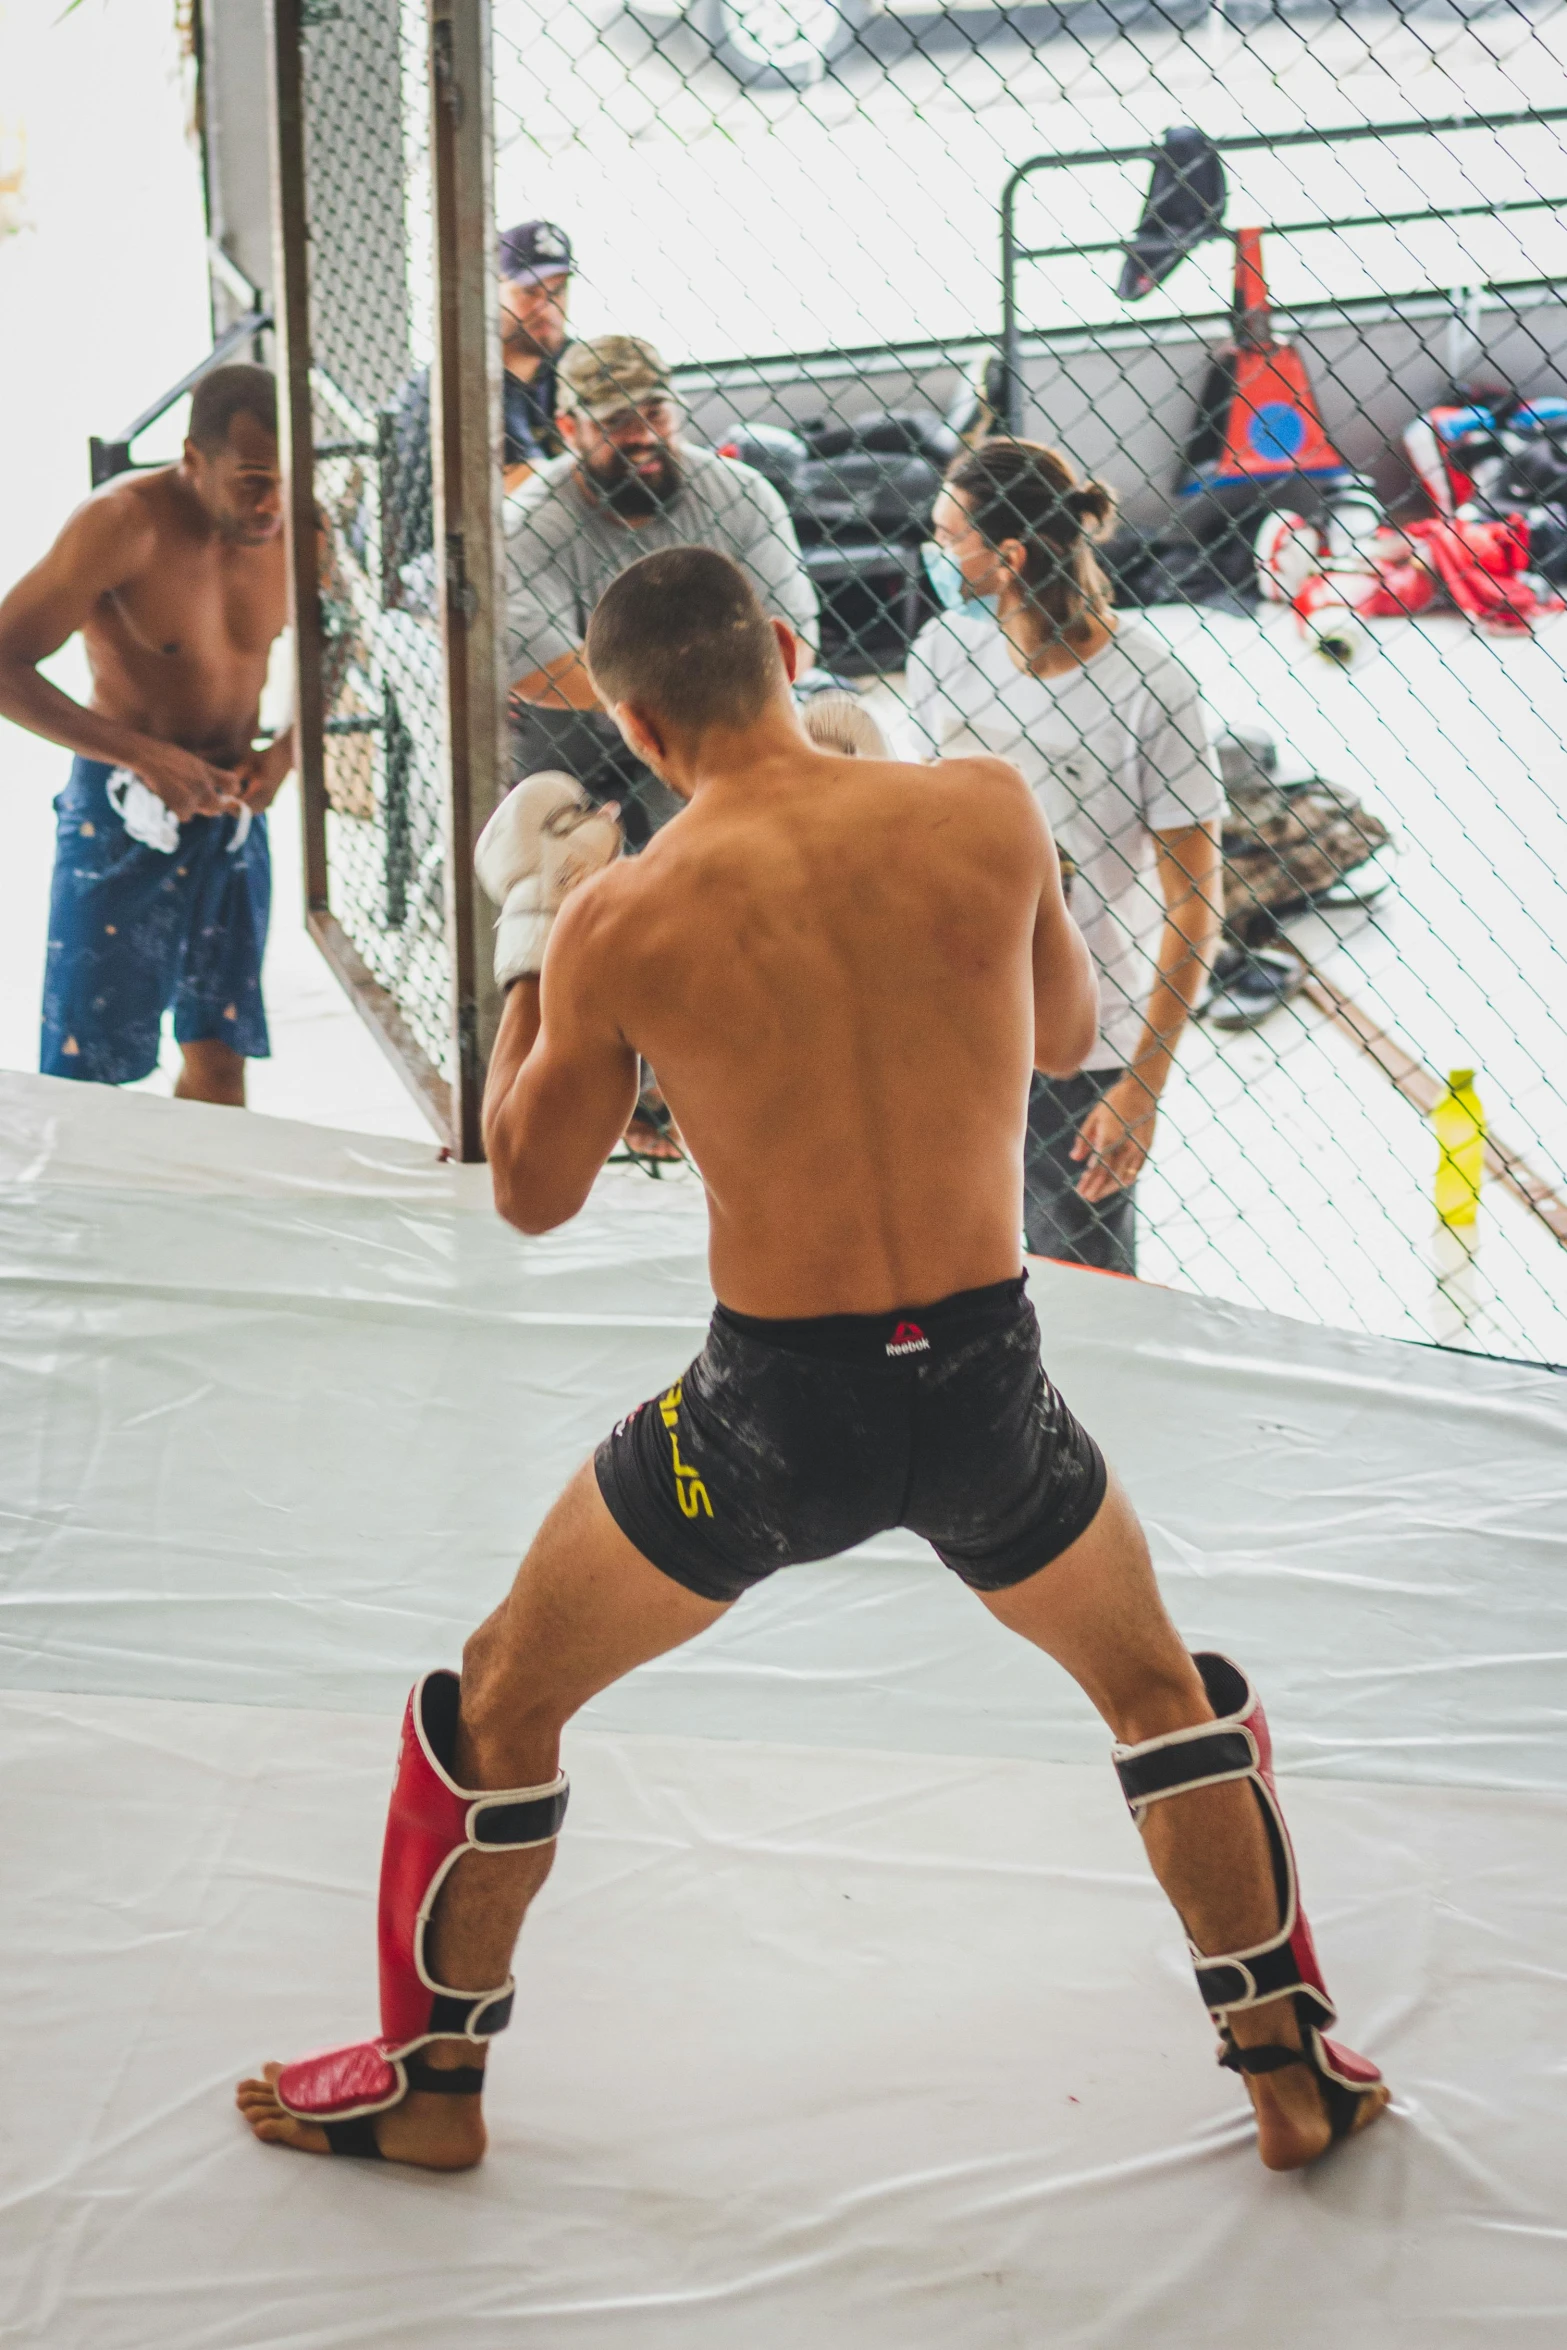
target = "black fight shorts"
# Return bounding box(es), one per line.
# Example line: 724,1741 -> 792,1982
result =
594,1275 -> 1107,1604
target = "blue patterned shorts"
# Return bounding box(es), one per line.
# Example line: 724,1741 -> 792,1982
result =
41,757 -> 271,1085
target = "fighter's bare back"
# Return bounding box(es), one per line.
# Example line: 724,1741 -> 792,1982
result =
488,728 -> 1096,1318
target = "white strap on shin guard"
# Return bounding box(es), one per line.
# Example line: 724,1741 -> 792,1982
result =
1112,1652 -> 1332,2026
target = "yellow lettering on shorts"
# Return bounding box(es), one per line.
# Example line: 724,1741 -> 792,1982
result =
659,1380 -> 713,1518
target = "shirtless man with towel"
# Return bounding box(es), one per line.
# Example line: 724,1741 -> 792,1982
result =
0,364 -> 290,1105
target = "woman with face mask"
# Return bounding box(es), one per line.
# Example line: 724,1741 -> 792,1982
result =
908,440 -> 1224,1276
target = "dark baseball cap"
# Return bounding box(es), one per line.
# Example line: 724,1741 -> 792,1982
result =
497,220 -> 573,285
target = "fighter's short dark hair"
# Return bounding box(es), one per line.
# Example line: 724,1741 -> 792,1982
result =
188,364 -> 278,452
585,546 -> 785,732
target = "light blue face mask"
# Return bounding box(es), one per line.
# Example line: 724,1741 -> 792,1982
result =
921,540 -> 999,619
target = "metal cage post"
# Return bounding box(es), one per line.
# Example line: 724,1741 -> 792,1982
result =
429,0 -> 505,1163
265,0 -> 329,920
267,0 -> 468,1150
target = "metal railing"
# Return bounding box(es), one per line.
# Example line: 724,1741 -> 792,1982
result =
1000,107 -> 1567,436
88,298 -> 271,486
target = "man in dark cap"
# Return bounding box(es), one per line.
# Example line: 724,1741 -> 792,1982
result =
494,220 -> 574,491
388,220 -> 574,571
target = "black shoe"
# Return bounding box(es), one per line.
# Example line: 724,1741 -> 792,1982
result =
1200,946 -> 1306,1031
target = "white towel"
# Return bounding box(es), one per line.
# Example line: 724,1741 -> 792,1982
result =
106,768 -> 252,855
105,768 -> 180,854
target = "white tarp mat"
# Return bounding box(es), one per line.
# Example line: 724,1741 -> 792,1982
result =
2,1071 -> 1565,2346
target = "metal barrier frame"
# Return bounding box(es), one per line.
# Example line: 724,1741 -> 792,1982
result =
88,308 -> 271,490
264,0 -> 503,1158
999,104 -> 1567,436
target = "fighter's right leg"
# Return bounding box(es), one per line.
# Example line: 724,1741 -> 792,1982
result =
977,1474 -> 1389,2170
237,1462 -> 727,2167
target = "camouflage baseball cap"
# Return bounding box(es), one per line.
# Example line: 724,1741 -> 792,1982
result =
558,335 -> 673,423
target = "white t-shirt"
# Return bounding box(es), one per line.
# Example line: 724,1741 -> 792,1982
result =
906,611 -> 1223,1071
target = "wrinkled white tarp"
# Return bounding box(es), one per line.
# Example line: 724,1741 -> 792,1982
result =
2,1072 -> 1564,2349
2,1071 -> 1564,1785
6,1690 -> 1565,2350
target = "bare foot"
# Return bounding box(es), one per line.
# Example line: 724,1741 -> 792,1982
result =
1246,2062 -> 1391,2170
1231,2018 -> 1392,2169
1226,1995 -> 1391,2170
235,2063 -> 487,2170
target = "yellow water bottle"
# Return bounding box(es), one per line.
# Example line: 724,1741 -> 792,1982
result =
1432,1067 -> 1485,1227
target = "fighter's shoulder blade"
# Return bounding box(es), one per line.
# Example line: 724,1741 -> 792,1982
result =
927,747 -> 1034,802
922,750 -> 1051,864
544,849 -> 641,974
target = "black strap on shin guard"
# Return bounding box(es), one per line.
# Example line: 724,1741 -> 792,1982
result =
1219,2025 -> 1373,2144
404,2056 -> 487,2095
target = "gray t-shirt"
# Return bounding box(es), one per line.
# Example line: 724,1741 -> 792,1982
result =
504,444 -> 819,683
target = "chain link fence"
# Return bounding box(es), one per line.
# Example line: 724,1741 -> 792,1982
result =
273,0 -> 488,1140
307,0 -> 453,1097
273,0 -> 1567,1363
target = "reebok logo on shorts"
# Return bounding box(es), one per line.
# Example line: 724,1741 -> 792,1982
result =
885,1321 -> 930,1358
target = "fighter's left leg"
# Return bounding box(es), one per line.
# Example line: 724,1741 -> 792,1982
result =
977,1474 -> 1389,2170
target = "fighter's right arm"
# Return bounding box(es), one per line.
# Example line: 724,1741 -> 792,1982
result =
482,886 -> 641,1235
0,496 -> 241,816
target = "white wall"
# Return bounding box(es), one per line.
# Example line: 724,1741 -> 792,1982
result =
0,0 -> 430,1138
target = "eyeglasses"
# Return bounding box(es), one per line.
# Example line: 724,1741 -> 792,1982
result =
586,400 -> 677,441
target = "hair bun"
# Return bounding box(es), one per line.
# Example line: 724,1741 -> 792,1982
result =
1066,480 -> 1117,535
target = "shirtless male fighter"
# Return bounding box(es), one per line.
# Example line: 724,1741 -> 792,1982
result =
238,546 -> 1388,2175
0,364 -> 290,1105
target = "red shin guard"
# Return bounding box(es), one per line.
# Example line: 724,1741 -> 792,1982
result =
276,1671 -> 568,2128
1113,1653 -> 1383,2138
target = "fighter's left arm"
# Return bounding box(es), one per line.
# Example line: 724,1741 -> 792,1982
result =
483,888 -> 641,1234
1072,820 -> 1222,1203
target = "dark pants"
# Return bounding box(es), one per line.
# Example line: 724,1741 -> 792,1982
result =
1023,1068 -> 1137,1276
507,703 -> 681,847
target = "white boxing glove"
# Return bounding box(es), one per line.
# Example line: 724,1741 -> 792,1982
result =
802,692 -> 889,759
474,770 -> 623,987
